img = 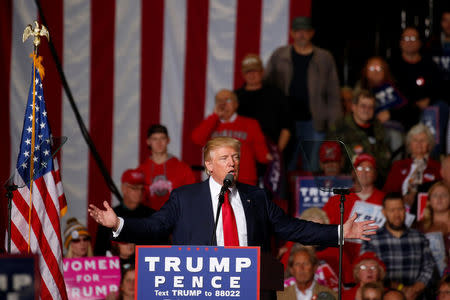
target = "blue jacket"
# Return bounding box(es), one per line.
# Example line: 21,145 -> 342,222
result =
119,180 -> 338,251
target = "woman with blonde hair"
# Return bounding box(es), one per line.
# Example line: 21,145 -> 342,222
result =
64,218 -> 93,258
383,123 -> 441,211
416,181 -> 449,275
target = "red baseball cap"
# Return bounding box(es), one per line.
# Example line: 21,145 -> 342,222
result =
121,168 -> 146,185
353,251 -> 386,272
319,141 -> 342,163
353,153 -> 376,169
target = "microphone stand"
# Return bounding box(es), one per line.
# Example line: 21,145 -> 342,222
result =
5,183 -> 18,253
332,188 -> 350,300
210,188 -> 226,246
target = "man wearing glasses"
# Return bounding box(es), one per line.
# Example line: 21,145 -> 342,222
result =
328,89 -> 391,185
322,153 -> 385,265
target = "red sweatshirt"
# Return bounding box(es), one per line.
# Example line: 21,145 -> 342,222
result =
137,156 -> 195,210
323,189 -> 385,225
323,189 -> 385,262
192,113 -> 269,185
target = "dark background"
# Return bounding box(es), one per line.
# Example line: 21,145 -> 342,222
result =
311,0 -> 449,87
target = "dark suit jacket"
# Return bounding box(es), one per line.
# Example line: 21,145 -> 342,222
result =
118,180 -> 338,251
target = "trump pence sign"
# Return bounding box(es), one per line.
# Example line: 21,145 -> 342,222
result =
136,246 -> 260,299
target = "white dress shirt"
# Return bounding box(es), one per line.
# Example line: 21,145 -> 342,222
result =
209,176 -> 248,246
112,176 -> 248,245
294,281 -> 315,300
113,177 -> 341,244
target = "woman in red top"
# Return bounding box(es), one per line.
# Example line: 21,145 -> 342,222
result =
383,123 -> 441,211
342,252 -> 386,300
323,153 -> 385,260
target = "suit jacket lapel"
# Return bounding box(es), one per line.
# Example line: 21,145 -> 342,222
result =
199,179 -> 217,245
237,182 -> 255,246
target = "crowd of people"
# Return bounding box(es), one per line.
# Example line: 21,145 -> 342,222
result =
63,10 -> 450,300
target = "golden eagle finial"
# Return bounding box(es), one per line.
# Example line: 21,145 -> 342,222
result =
23,21 -> 50,48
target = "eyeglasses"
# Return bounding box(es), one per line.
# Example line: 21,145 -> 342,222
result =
359,265 -> 377,271
356,166 -> 373,172
72,237 -> 90,243
368,65 -> 383,72
402,36 -> 418,42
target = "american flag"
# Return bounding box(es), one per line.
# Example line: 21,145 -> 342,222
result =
9,56 -> 68,300
1,0 -> 310,242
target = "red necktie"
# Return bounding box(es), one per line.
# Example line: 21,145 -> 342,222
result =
222,190 -> 239,246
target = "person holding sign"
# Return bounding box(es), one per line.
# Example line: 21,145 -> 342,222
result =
323,153 -> 384,223
89,137 -> 377,251
64,218 -> 93,258
383,123 -> 441,214
323,153 -> 385,259
354,56 -> 407,157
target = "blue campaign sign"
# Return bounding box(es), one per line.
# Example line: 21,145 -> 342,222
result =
0,254 -> 38,300
295,176 -> 333,216
136,246 -> 260,300
373,82 -> 406,113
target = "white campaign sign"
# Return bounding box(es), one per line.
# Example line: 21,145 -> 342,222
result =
348,201 -> 416,243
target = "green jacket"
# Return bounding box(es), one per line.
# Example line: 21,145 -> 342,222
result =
328,114 -> 391,181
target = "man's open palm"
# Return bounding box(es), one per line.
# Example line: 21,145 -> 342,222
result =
88,201 -> 119,230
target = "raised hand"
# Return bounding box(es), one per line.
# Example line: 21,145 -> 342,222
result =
214,102 -> 226,119
343,213 -> 378,241
88,201 -> 120,230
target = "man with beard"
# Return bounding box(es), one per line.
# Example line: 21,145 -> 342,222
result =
360,193 -> 436,300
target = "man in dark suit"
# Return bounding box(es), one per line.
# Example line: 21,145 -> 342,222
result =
89,136 -> 377,250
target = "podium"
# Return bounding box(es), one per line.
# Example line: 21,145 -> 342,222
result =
260,252 -> 284,300
135,245 -> 284,300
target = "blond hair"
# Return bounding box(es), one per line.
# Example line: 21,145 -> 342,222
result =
203,137 -> 241,175
422,181 -> 450,230
405,123 -> 435,155
299,207 -> 330,224
287,244 -> 318,268
65,243 -> 93,258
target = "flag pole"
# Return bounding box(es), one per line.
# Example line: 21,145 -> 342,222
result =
22,21 -> 49,252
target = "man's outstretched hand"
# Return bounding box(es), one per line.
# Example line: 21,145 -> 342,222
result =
343,213 -> 378,241
88,201 -> 120,231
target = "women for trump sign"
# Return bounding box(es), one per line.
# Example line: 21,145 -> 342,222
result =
63,256 -> 121,299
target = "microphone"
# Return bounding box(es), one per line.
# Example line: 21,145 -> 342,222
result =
223,173 -> 234,189
211,172 -> 235,245
316,292 -> 336,300
219,173 -> 234,203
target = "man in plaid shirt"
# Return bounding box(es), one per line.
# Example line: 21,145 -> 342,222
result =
361,192 -> 436,300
